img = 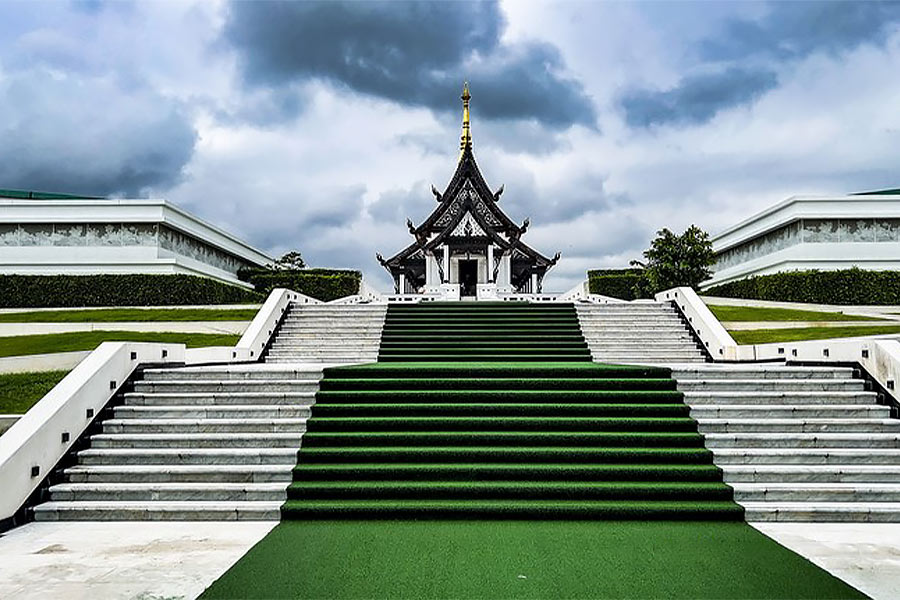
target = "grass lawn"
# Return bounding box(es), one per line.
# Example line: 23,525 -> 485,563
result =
731,324 -> 900,345
0,370 -> 69,414
708,305 -> 884,322
0,307 -> 258,323
200,520 -> 865,599
0,331 -> 240,358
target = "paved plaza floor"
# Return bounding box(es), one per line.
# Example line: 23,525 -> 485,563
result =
0,520 -> 897,598
0,521 -> 275,599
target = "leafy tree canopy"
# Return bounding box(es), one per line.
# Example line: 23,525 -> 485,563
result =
630,225 -> 715,294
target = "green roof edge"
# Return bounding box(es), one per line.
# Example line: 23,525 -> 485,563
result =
0,188 -> 106,200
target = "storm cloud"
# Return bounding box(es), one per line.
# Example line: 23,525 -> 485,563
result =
621,67 -> 778,128
0,70 -> 196,197
223,0 -> 595,129
621,1 -> 900,128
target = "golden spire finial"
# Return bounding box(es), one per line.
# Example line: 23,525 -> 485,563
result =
459,81 -> 472,159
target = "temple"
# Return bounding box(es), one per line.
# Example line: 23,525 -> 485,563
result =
377,83 -> 560,300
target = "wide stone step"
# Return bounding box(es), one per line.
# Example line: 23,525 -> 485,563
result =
143,368 -> 323,381
63,464 -> 293,483
266,357 -> 373,364
102,418 -> 308,434
684,391 -> 877,405
697,418 -> 900,433
678,379 -> 865,392
32,500 -> 282,521
704,433 -> 900,448
733,483 -> 900,502
113,405 -> 311,419
48,482 -> 288,502
671,367 -> 856,380
586,344 -> 699,352
133,381 -> 319,393
713,448 -> 900,465
723,465 -> 900,483
123,392 -> 317,406
741,501 -> 900,522
690,405 -> 889,419
90,432 -> 304,448
77,448 -> 299,466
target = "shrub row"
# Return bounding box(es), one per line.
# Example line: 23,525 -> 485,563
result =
0,274 -> 262,308
587,269 -> 650,301
241,268 -> 362,302
705,268 -> 900,305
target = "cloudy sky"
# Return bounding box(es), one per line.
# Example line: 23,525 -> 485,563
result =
2,1 -> 900,291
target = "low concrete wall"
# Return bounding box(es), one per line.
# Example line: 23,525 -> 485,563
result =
0,416 -> 19,435
0,321 -> 250,337
0,351 -> 90,374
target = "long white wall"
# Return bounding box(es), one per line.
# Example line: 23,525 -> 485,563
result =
0,199 -> 273,287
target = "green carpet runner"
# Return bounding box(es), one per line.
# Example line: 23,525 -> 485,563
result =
378,302 -> 592,362
283,363 -> 742,519
282,302 -> 740,519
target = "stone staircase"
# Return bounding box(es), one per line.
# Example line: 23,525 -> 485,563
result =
32,364 -> 322,521
266,303 -> 387,364
576,302 -> 706,363
673,364 -> 900,522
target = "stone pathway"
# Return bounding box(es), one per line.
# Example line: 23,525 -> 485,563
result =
0,521 -> 274,599
753,523 -> 900,600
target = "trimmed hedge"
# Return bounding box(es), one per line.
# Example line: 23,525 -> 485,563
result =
706,268 -> 900,305
587,269 -> 650,301
0,274 -> 262,308
241,268 -> 362,302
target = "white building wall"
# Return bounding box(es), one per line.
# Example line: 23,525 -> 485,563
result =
705,194 -> 900,288
0,199 -> 273,287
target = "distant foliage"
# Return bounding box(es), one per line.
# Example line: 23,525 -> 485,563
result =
273,251 -> 307,270
706,268 -> 900,305
239,268 -> 362,302
0,275 -> 262,308
587,269 -> 650,300
630,225 -> 715,294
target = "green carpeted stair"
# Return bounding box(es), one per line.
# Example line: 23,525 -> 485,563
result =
282,362 -> 743,520
377,302 -> 593,361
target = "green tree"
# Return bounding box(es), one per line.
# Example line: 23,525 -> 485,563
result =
273,251 -> 306,270
630,225 -> 715,294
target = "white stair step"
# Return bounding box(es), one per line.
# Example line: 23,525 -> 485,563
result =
690,405 -> 889,419
713,448 -> 900,465
741,501 -> 900,522
33,501 -> 282,521
90,432 -> 304,448
123,392 -> 316,406
63,464 -> 293,483
77,448 -> 298,466
48,482 -> 287,502
697,418 -> 900,433
684,391 -> 877,405
723,464 -> 900,483
679,379 -> 864,391
102,418 -> 308,433
732,483 -> 900,502
704,433 -> 900,448
113,406 -> 311,419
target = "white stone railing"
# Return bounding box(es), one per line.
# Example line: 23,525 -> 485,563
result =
0,342 -> 186,524
656,286 -> 900,403
235,288 -> 321,360
656,287 -> 749,361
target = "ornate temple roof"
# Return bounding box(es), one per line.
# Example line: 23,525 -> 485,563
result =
377,83 -> 559,273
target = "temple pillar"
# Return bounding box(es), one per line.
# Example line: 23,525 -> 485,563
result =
399,273 -> 406,294
443,245 -> 450,282
487,244 -> 494,283
531,272 -> 537,294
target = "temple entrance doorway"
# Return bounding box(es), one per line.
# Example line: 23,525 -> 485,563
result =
459,260 -> 478,297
